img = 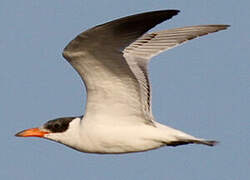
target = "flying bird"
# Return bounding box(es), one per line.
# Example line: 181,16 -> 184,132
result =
16,10 -> 229,154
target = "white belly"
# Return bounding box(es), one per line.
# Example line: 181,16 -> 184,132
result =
77,123 -> 166,154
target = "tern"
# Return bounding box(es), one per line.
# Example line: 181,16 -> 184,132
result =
16,10 -> 229,154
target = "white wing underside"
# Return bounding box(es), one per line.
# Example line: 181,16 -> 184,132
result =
123,25 -> 228,122
62,10 -> 228,125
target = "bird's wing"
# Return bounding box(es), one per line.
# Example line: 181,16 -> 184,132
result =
62,10 -> 179,125
124,25 -> 229,59
123,25 -> 229,117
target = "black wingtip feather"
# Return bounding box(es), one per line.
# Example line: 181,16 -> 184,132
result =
64,10 -> 181,54
94,9 -> 181,34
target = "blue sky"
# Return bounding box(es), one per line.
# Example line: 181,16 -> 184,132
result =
1,0 -> 249,180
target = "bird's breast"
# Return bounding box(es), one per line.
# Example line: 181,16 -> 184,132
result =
76,123 -> 164,154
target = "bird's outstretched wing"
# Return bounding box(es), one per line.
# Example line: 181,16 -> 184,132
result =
62,10 -> 179,124
123,25 -> 229,118
62,10 -> 229,125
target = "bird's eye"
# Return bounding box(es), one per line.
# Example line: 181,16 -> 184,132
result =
54,123 -> 60,129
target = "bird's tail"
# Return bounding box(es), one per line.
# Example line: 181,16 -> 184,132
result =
155,122 -> 218,147
193,139 -> 218,146
166,138 -> 218,147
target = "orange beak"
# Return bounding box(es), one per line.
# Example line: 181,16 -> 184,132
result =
15,128 -> 49,138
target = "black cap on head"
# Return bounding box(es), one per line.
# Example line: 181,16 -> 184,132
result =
43,117 -> 76,133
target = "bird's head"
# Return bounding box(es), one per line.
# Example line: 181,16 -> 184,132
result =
15,117 -> 82,146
